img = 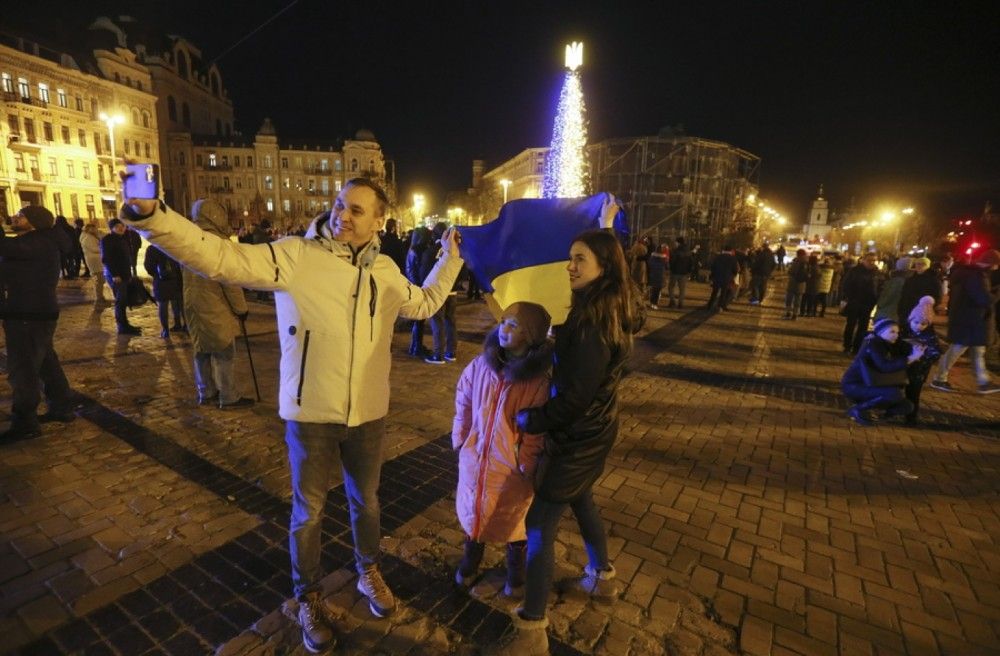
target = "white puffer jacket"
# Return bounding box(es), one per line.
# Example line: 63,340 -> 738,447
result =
126,203 -> 463,425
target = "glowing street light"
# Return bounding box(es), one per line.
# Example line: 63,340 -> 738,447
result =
902,207 -> 915,215
499,178 -> 511,204
99,112 -> 125,201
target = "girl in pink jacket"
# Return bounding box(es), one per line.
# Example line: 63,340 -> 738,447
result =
452,302 -> 553,597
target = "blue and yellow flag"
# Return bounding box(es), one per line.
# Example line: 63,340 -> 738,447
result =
458,193 -> 626,324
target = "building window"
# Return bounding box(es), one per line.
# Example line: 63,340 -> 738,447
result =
144,143 -> 151,158
247,176 -> 255,189
350,158 -> 358,172
43,122 -> 54,142
320,159 -> 329,171
7,114 -> 18,135
61,125 -> 71,144
368,159 -> 375,172
235,177 -> 242,189
48,158 -> 58,175
178,151 -> 186,165
75,95 -> 83,111
335,180 -> 342,191
282,177 -> 290,189
132,108 -> 140,125
98,166 -> 105,187
334,159 -> 342,172
167,96 -> 176,122
234,156 -> 240,168
264,175 -> 273,190
266,198 -> 274,212
141,111 -> 150,128
246,156 -> 253,168
264,155 -> 272,168
86,195 -> 96,219
38,83 -> 49,103
321,179 -> 329,194
221,155 -> 229,167
93,132 -> 102,155
67,161 -> 75,178
78,129 -> 86,147
283,199 -> 291,213
181,102 -> 191,128
281,157 -> 288,169
223,177 -> 230,189
57,89 -> 67,107
82,163 -> 91,180
123,139 -> 130,155
24,118 -> 35,143
1,73 -> 12,93
53,193 -> 62,215
209,153 -> 217,167
14,153 -> 25,172
17,78 -> 29,99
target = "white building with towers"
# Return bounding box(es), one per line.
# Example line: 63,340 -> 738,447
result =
803,184 -> 832,241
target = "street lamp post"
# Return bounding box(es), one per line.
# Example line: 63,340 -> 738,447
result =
99,112 -> 125,204
500,178 -> 511,204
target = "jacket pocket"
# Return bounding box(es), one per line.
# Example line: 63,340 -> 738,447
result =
296,329 -> 311,405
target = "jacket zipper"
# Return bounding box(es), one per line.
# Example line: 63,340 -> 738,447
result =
471,379 -> 507,540
296,329 -> 311,405
345,268 -> 363,420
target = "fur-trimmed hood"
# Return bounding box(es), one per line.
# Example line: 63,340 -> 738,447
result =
482,327 -> 553,382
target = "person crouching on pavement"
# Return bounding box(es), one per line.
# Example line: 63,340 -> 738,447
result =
841,317 -> 924,426
183,200 -> 254,410
900,296 -> 942,424
452,302 -> 553,598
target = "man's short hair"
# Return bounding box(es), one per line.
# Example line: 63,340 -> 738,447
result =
346,177 -> 389,217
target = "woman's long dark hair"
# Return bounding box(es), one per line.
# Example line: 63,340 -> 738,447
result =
569,229 -> 637,350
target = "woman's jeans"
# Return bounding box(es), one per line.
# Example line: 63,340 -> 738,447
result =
285,418 -> 385,597
843,383 -> 913,416
936,344 -> 989,386
521,488 -> 609,619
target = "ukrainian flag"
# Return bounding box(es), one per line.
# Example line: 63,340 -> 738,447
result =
458,193 -> 626,324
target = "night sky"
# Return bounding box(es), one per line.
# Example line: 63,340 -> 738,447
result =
6,1 -> 999,222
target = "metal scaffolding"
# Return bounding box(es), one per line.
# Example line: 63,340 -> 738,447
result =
589,136 -> 760,249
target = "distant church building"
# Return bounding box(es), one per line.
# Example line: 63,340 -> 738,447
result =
803,185 -> 832,241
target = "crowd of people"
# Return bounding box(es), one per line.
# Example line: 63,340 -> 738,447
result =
1,183 -> 998,655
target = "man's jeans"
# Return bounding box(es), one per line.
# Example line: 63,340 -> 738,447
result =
429,295 -> 457,357
667,274 -> 687,305
193,342 -> 238,403
936,344 -> 989,386
521,489 -> 609,619
110,276 -> 130,327
750,275 -> 768,303
285,418 -> 385,598
3,320 -> 72,429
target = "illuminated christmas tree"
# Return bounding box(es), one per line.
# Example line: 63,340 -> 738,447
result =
542,42 -> 589,198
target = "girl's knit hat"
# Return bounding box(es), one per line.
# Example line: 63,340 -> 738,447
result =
501,302 -> 551,347
908,295 -> 935,325
872,317 -> 898,335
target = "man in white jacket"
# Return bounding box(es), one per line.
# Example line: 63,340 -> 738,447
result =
121,178 -> 463,654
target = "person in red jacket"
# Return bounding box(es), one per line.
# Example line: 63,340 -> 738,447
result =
452,302 -> 552,597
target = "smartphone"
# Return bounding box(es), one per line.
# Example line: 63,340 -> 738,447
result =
122,163 -> 160,200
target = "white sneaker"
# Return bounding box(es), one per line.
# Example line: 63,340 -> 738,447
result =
356,565 -> 396,618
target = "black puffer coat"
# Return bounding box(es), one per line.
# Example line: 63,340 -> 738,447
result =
946,264 -> 997,347
0,228 -> 72,320
519,303 -> 629,503
841,334 -> 909,389
143,245 -> 183,302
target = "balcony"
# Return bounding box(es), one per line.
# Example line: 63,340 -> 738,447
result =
206,163 -> 233,171
13,168 -> 43,183
304,165 -> 332,175
211,187 -> 234,194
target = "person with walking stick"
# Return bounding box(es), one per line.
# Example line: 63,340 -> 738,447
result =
182,199 -> 255,409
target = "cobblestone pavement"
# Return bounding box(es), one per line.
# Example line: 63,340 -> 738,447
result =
1,274 -> 998,655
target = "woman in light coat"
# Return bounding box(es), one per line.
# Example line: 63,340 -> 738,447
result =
79,223 -> 105,302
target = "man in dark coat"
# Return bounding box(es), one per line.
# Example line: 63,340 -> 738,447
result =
930,249 -> 1000,394
667,237 -> 693,308
897,256 -> 940,324
749,246 -> 776,305
0,206 -> 76,442
840,252 -> 880,353
379,218 -> 407,272
101,218 -> 140,335
706,245 -> 738,311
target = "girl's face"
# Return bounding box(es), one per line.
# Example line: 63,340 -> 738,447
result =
879,325 -> 900,342
498,316 -> 529,355
909,318 -> 928,334
568,241 -> 603,290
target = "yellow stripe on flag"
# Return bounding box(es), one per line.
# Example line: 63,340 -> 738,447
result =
489,261 -> 572,325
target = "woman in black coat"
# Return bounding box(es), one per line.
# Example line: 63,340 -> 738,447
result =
404,227 -> 432,356
841,317 -> 924,426
143,245 -> 185,339
494,199 -> 638,654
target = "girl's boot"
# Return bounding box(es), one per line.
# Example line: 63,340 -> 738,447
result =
503,540 -> 527,598
455,537 -> 485,586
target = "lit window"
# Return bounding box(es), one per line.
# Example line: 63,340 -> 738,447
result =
335,180 -> 342,191
320,159 -> 329,171
266,198 -> 274,212
334,159 -> 342,171
48,158 -> 57,175
1,73 -> 12,93
61,125 -> 70,144
78,129 -> 86,147
282,177 -> 290,189
82,163 -> 91,180
18,78 -> 29,99
281,157 -> 288,169
209,153 -> 217,167
67,161 -> 75,178
221,155 -> 229,167
283,199 -> 291,212
264,155 -> 272,169
350,158 -> 358,172
264,175 -> 273,190
57,89 -> 67,107
14,153 -> 25,172
38,83 -> 49,103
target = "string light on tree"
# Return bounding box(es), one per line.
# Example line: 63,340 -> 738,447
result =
542,41 -> 589,198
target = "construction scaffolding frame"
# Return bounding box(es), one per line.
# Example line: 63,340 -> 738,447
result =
589,136 -> 760,250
